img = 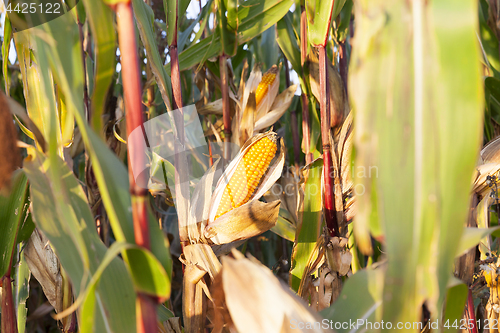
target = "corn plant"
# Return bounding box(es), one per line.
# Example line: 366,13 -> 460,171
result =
0,0 -> 497,332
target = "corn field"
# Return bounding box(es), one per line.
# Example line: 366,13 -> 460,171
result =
0,0 -> 498,331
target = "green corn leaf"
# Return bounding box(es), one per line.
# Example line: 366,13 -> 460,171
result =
165,0 -> 178,46
0,170 -> 29,277
81,0 -> 116,134
168,0 -> 294,73
24,148 -> 136,332
442,281 -> 469,333
178,0 -> 213,52
34,5 -> 173,288
56,86 -> 75,147
277,11 -> 301,74
15,252 -> 30,333
290,158 -> 322,291
305,0 -> 346,46
126,247 -> 170,298
350,0 -> 483,325
479,0 -> 500,77
217,0 -> 238,56
457,226 -> 500,257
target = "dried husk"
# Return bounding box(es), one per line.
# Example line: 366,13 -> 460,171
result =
239,92 -> 256,144
24,230 -> 63,313
325,237 -> 352,276
254,84 -> 298,132
183,265 -> 206,333
162,317 -> 183,333
215,251 -> 332,333
472,136 -> 500,197
473,162 -> 500,197
184,159 -> 221,243
182,243 -> 222,282
308,53 -> 349,129
24,228 -> 76,331
265,170 -> 300,225
482,136 -> 500,163
205,200 -> 280,244
197,99 -> 223,116
482,259 -> 500,332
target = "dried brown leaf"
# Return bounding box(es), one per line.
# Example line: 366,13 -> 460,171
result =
219,252 -> 332,333
24,229 -> 63,313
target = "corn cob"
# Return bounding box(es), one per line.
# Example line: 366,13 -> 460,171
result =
215,135 -> 278,219
255,66 -> 279,106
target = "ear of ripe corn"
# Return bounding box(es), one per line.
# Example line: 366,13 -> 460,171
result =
215,135 -> 278,220
255,66 -> 279,106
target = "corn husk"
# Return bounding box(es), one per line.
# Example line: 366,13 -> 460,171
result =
213,250 -> 332,333
208,131 -> 286,224
472,136 -> 500,197
181,243 -> 222,282
325,237 -> 352,276
482,136 -> 500,163
205,200 -> 280,244
197,99 -> 223,116
254,65 -> 281,121
24,229 -> 75,331
472,162 -> 500,197
254,84 -> 298,132
308,52 -> 349,130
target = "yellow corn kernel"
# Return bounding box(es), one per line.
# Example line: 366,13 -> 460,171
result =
215,135 -> 278,219
255,66 -> 279,106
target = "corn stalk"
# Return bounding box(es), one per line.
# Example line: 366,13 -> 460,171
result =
2,269 -> 18,333
305,0 -> 345,236
115,2 -> 157,331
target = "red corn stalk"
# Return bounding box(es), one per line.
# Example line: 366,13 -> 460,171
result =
220,55 -> 231,162
318,45 -> 338,237
300,5 -> 313,165
465,288 -> 477,333
115,2 -> 157,332
1,275 -> 17,333
1,246 -> 18,333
